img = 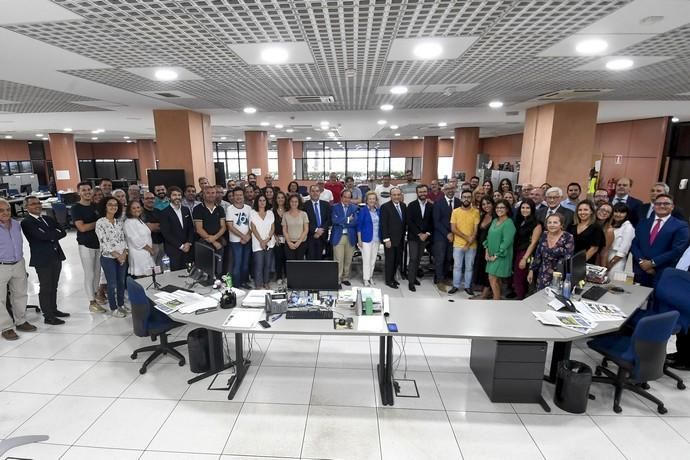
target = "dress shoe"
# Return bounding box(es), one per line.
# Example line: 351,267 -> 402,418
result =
464,288 -> 474,296
386,282 -> 399,289
393,281 -> 400,287
1,329 -> 19,340
408,284 -> 416,292
15,322 -> 37,332
44,317 -> 65,325
342,280 -> 351,286
436,283 -> 447,293
414,280 -> 421,286
448,287 -> 459,294
54,310 -> 71,318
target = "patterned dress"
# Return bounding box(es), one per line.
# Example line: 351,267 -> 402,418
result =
530,232 -> 575,289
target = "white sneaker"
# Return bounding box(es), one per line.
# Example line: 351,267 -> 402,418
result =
121,305 -> 131,314
111,308 -> 127,318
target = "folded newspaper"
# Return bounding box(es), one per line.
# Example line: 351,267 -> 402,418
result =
533,311 -> 597,334
573,300 -> 627,322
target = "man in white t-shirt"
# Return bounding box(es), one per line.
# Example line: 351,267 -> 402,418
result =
375,174 -> 394,206
226,187 -> 253,288
316,180 -> 333,202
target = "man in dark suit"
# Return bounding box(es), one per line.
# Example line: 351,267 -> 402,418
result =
380,187 -> 407,289
304,184 -> 332,260
406,184 -> 434,291
630,194 -> 689,287
536,186 -> 574,228
21,196 -> 69,325
158,186 -> 195,271
636,182 -> 686,224
432,183 -> 460,290
611,177 -> 643,226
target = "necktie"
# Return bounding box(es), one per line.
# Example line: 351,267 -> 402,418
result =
650,218 -> 662,245
395,204 -> 402,221
448,199 -> 452,209
314,202 -> 321,227
39,216 -> 47,227
548,209 -> 555,216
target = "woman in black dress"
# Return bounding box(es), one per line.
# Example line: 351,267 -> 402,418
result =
567,199 -> 605,264
472,196 -> 496,299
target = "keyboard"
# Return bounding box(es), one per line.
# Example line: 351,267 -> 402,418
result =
582,286 -> 608,301
286,310 -> 334,319
160,284 -> 194,294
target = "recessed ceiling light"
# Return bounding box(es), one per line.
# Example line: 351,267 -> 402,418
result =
275,124 -> 283,129
126,140 -> 133,143
243,106 -> 257,114
63,128 -> 73,132
237,138 -> 243,142
4,135 -> 12,139
394,132 -> 401,137
314,127 -> 321,131
220,136 -> 227,140
672,116 -> 680,123
413,41 -> 443,59
380,104 -> 394,111
390,85 -> 408,95
327,132 -> 336,137
320,121 -> 330,126
438,121 -> 447,127
390,124 -> 399,130
269,134 -> 276,138
606,58 -> 634,70
35,134 -> 43,137
286,128 -> 294,133
337,141 -> 342,145
91,137 -> 98,140
123,136 -> 130,139
345,69 -> 356,78
640,15 -> 664,25
412,135 -> 419,139
450,136 -> 455,139
306,136 -> 312,140
575,38 -> 608,55
154,68 -> 178,81
91,129 -> 105,134
377,120 -> 387,125
489,101 -> 504,109
260,46 -> 289,64
260,121 -> 270,126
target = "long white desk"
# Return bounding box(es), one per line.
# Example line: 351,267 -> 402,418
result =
138,272 -> 652,408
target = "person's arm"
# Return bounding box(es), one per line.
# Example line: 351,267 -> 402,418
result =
495,220 -> 516,258
599,227 -> 614,267
214,217 -> 227,240
299,213 -> 309,243
250,221 -> 262,247
653,223 -> 690,268
331,205 -> 347,226
21,219 -> 58,242
227,217 -> 245,238
194,219 -> 212,240
73,219 -> 96,232
608,223 -> 635,270
523,224 -> 543,263
145,221 -> 160,232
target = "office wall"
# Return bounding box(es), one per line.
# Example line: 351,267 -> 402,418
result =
479,133 -> 523,165
76,142 -> 140,159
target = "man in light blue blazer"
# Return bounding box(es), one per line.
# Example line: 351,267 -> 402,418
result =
631,194 -> 689,288
330,190 -> 359,286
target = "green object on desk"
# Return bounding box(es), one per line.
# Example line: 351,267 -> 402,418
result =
365,297 -> 373,316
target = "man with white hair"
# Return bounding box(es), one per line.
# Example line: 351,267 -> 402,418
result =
536,186 -> 574,228
637,182 -> 686,222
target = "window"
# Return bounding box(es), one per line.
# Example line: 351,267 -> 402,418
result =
294,140 -> 392,181
213,142 -> 247,181
78,159 -> 139,181
389,157 -> 421,179
268,141 -> 280,179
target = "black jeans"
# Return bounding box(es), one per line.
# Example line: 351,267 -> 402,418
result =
433,238 -> 453,283
274,243 -> 287,279
35,260 -> 61,318
407,239 -> 427,285
285,242 -> 307,261
384,243 -> 404,284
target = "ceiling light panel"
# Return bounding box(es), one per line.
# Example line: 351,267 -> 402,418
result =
539,34 -> 657,57
228,42 -> 314,65
124,66 -> 203,82
573,55 -> 671,71
387,36 -> 479,61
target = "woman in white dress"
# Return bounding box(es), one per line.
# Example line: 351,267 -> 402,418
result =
607,202 -> 635,276
123,200 -> 155,277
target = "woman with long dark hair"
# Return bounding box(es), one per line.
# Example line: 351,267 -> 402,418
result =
567,200 -> 605,264
606,202 -> 635,276
499,178 -> 513,193
482,179 -> 494,197
512,198 -> 542,299
123,200 -> 154,278
250,195 -> 275,289
95,197 -> 128,317
272,191 -> 288,285
283,193 -> 309,260
472,196 -> 495,299
484,199 -> 516,300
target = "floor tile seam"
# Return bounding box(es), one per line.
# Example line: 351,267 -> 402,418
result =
299,339 -> 322,459
4,391 -> 60,441
0,331 -> 45,357
141,396 -> 186,454
506,410 -> 549,460
0,357 -> 48,391
367,336 -> 385,460
587,413 -> 634,459
658,416 -> 690,443
61,391 -> 123,454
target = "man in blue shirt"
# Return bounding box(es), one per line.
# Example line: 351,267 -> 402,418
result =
153,184 -> 170,210
560,182 -> 581,211
0,199 -> 37,340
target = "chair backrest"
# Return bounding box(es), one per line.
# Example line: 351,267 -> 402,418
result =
52,202 -> 68,227
631,310 -> 679,382
126,276 -> 152,338
654,268 -> 690,332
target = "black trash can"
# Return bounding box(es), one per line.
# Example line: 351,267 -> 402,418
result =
187,328 -> 210,373
554,360 -> 592,413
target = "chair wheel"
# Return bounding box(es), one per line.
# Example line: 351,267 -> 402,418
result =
130,353 -> 137,359
678,382 -> 686,390
640,382 -> 650,390
595,367 -> 602,376
613,404 -> 622,413
178,358 -> 186,367
139,367 -> 146,375
601,358 -> 609,368
658,405 -> 667,415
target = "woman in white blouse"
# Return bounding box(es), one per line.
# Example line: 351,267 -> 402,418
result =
95,197 -> 129,318
250,195 -> 275,289
123,200 -> 155,278
607,202 -> 635,276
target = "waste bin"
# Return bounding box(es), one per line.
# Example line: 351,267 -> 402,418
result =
553,360 -> 592,413
187,328 -> 210,373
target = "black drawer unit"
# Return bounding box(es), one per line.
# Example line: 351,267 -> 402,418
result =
470,339 -> 547,405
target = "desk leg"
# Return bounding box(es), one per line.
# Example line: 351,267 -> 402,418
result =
187,330 -> 234,385
377,336 -> 394,406
227,333 -> 251,400
544,341 -> 572,384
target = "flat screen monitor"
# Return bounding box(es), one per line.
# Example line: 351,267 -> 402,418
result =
286,260 -> 340,290
20,184 -> 32,195
0,183 -> 8,191
194,241 -> 221,285
567,250 -> 587,287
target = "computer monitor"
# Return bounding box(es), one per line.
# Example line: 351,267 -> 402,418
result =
20,184 -> 32,195
0,183 -> 8,191
194,241 -> 222,286
567,250 -> 587,287
286,260 -> 340,290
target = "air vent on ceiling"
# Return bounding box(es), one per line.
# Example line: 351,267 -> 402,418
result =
155,92 -> 181,98
535,89 -> 613,101
139,90 -> 196,99
284,95 -> 335,104
505,111 -> 519,116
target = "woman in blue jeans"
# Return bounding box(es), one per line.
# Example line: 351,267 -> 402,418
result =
250,195 -> 275,288
95,197 -> 129,318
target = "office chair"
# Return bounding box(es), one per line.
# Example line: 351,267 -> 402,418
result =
51,202 -> 69,229
126,277 -> 187,374
588,310 -> 679,414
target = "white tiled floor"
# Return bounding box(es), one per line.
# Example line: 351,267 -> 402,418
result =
2,232 -> 689,459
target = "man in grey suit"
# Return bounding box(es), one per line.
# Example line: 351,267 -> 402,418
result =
536,187 -> 574,228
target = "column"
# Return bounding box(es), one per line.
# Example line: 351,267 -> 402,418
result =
520,102 -> 598,188
245,131 -> 269,181
153,109 -> 214,186
136,139 -> 157,185
48,133 -> 79,191
452,127 -> 479,180
277,137 -> 294,190
421,136 -> 439,185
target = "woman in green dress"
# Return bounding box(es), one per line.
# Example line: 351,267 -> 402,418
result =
483,199 -> 516,300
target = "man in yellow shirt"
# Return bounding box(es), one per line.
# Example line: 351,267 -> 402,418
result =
449,190 -> 480,295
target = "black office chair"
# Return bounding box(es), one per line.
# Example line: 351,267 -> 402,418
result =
588,310 -> 679,414
51,202 -> 69,229
126,277 -> 187,374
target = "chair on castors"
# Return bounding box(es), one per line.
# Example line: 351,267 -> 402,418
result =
588,310 -> 679,414
126,277 -> 187,374
51,202 -> 69,229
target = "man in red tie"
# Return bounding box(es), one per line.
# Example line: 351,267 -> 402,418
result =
631,194 -> 689,287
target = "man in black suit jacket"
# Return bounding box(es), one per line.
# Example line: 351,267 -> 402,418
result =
304,185 -> 332,260
536,187 -> 574,228
611,177 -> 642,226
21,196 -> 68,325
636,182 -> 686,224
380,187 -> 407,288
158,186 -> 195,271
432,184 -> 461,287
406,184 -> 434,291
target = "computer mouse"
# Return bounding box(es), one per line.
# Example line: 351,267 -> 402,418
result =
338,318 -> 346,325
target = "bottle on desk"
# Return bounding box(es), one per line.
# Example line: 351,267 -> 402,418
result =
161,255 -> 171,273
550,271 -> 563,294
562,274 -> 572,300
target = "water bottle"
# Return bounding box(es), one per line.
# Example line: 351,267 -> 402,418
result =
223,274 -> 233,289
365,297 -> 373,316
550,271 -> 562,294
562,274 -> 572,300
161,255 -> 171,273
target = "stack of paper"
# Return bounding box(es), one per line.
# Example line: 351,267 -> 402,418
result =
573,300 -> 627,322
242,289 -> 272,308
153,291 -> 218,314
223,308 -> 264,328
533,311 -> 597,334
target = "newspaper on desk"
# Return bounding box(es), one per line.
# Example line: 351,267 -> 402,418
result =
573,300 -> 627,322
533,311 -> 597,334
223,308 -> 264,328
153,290 -> 217,314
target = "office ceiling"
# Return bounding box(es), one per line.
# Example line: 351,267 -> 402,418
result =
1,0 -> 690,141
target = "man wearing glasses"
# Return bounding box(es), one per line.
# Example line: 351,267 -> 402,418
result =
630,194 -> 689,288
